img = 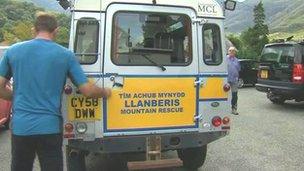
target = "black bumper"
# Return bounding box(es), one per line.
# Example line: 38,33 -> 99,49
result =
67,131 -> 228,153
256,79 -> 304,97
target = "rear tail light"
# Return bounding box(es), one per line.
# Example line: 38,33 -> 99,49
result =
223,84 -> 231,92
64,85 -> 73,95
212,116 -> 222,127
292,64 -> 304,84
64,123 -> 74,133
222,117 -> 230,125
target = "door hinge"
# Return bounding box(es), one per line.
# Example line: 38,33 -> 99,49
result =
194,114 -> 203,122
194,79 -> 204,87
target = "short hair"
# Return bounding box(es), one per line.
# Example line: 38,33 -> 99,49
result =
34,12 -> 58,33
228,46 -> 238,52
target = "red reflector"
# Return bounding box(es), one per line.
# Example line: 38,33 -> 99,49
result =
65,123 -> 74,133
223,84 -> 230,92
292,64 -> 304,84
212,116 -> 222,127
64,85 -> 73,95
222,117 -> 230,125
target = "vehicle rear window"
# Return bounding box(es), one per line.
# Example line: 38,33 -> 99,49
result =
74,18 -> 99,64
112,12 -> 192,66
261,45 -> 295,64
203,24 -> 222,65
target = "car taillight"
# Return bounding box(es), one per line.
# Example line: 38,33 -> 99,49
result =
222,117 -> 230,125
212,116 -> 222,127
64,123 -> 74,133
292,64 -> 304,84
64,85 -> 73,95
223,84 -> 230,92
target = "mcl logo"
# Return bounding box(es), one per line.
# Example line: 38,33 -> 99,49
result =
198,4 -> 217,13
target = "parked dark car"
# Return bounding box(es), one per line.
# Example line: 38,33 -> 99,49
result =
238,59 -> 259,87
0,46 -> 12,130
256,41 -> 304,104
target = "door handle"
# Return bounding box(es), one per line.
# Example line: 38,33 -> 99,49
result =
107,73 -> 124,88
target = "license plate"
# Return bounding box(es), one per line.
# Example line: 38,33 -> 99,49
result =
261,70 -> 268,79
67,96 -> 101,121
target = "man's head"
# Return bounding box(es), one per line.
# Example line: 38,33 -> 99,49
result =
228,46 -> 238,57
33,12 -> 58,39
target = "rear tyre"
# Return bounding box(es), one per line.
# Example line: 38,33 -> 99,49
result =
267,92 -> 286,104
177,145 -> 207,170
66,146 -> 86,171
238,78 -> 244,88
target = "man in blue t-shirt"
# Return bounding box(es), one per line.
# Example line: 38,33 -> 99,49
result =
0,12 -> 111,171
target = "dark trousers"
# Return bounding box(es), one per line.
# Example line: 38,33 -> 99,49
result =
11,134 -> 63,171
231,92 -> 238,110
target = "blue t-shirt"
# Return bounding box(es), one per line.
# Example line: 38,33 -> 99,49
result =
0,39 -> 88,136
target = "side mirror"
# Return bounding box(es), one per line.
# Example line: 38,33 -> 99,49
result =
225,0 -> 237,11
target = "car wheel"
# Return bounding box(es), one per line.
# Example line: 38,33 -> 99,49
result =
177,145 -> 207,170
238,78 -> 244,88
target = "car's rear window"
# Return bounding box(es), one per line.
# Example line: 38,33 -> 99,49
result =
260,45 -> 295,64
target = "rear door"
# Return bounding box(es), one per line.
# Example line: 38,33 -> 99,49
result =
197,20 -> 230,131
103,4 -> 199,136
259,44 -> 296,82
63,12 -> 105,139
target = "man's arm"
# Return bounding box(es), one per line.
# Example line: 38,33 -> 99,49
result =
78,83 -> 111,98
68,53 -> 111,98
0,76 -> 12,101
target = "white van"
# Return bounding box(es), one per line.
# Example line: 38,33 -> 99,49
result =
60,0 -> 235,170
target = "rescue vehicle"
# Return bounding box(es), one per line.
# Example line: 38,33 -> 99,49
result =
59,0 -> 236,170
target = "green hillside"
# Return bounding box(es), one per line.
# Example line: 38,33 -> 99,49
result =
9,0 -> 304,41
14,0 -> 64,12
0,0 -> 69,45
225,0 -> 304,40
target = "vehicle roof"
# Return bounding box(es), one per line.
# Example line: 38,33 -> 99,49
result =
73,0 -> 224,18
265,42 -> 299,47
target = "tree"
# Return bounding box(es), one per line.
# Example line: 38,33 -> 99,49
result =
13,21 -> 33,42
240,1 -> 269,60
0,0 -> 70,46
227,34 -> 242,51
55,27 -> 70,47
0,12 -> 7,42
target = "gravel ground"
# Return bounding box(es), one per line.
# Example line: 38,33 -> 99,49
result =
0,87 -> 304,171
